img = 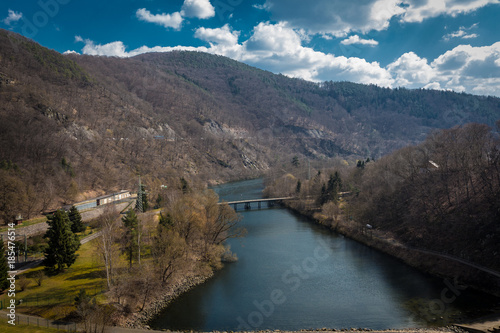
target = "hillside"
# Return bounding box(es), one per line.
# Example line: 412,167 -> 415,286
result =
264,122 -> 500,293
1,29 -> 500,223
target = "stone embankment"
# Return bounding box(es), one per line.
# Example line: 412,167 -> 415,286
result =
121,272 -> 214,329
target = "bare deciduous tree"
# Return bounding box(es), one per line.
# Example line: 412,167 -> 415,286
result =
96,206 -> 120,290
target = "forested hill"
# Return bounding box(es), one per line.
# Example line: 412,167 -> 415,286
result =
1,28 -> 500,222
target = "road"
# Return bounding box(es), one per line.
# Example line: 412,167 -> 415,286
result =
15,231 -> 102,274
366,224 -> 500,279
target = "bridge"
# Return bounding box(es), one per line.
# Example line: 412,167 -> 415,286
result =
221,197 -> 295,210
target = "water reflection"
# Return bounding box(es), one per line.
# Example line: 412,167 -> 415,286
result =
149,179 -> 498,331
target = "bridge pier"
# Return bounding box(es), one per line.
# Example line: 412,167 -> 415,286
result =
221,197 -> 295,211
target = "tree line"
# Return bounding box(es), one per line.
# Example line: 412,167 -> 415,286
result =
265,122 -> 500,273
91,183 -> 243,316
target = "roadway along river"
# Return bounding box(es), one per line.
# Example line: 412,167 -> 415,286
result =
149,178 -> 497,331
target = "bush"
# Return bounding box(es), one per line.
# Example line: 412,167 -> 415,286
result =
17,275 -> 30,291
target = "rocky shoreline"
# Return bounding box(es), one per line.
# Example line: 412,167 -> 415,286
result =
121,271 -> 214,329
229,328 -> 466,333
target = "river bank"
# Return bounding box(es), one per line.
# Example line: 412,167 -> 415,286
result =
115,177 -> 499,332
120,271 -> 214,329
281,200 -> 500,298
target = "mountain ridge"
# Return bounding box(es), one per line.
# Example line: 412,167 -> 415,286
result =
1,28 -> 500,221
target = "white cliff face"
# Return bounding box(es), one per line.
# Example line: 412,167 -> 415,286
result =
203,119 -> 249,139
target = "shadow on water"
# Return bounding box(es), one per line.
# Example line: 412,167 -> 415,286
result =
149,179 -> 499,331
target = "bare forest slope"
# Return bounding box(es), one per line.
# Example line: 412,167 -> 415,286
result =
1,29 -> 500,223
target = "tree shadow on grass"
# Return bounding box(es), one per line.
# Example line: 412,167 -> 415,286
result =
65,270 -> 105,281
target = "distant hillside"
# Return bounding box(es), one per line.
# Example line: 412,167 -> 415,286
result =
1,29 -> 500,222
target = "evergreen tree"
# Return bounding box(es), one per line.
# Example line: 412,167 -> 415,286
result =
154,193 -> 163,209
158,212 -> 174,230
319,172 -> 342,205
121,209 -> 139,268
44,210 -> 80,273
180,177 -> 189,194
68,206 -> 85,233
0,240 -> 9,291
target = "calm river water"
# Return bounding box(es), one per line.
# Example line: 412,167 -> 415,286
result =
149,179 -> 497,331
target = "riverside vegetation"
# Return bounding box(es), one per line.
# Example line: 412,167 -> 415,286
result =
0,180 -> 244,329
265,122 -> 500,296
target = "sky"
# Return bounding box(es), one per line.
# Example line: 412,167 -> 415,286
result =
1,0 -> 500,97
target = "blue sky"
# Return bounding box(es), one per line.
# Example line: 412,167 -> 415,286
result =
2,0 -> 500,97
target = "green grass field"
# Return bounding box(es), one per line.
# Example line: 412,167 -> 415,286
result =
1,239 -> 106,320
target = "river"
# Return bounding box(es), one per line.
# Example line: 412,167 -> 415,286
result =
149,179 -> 497,331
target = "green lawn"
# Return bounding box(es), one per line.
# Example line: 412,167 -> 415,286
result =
1,239 -> 106,320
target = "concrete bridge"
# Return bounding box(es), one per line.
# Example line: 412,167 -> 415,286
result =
221,197 -> 295,210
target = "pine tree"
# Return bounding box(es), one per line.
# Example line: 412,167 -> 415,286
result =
158,212 -> 174,229
121,209 -> 139,268
68,206 -> 85,233
44,210 -> 80,273
319,172 -> 342,205
296,180 -> 302,193
0,240 -> 9,291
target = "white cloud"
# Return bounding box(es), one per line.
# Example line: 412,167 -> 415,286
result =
400,0 -> 498,23
260,0 -> 404,36
136,8 -> 183,30
341,35 -> 378,46
181,0 -> 215,19
195,24 -> 239,45
245,22 -> 303,54
387,52 -> 436,88
80,40 -> 130,57
385,43 -> 500,96
241,22 -> 392,86
3,9 -> 22,25
259,0 -> 497,36
194,24 -> 243,59
74,37 -> 209,58
443,24 -> 479,41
